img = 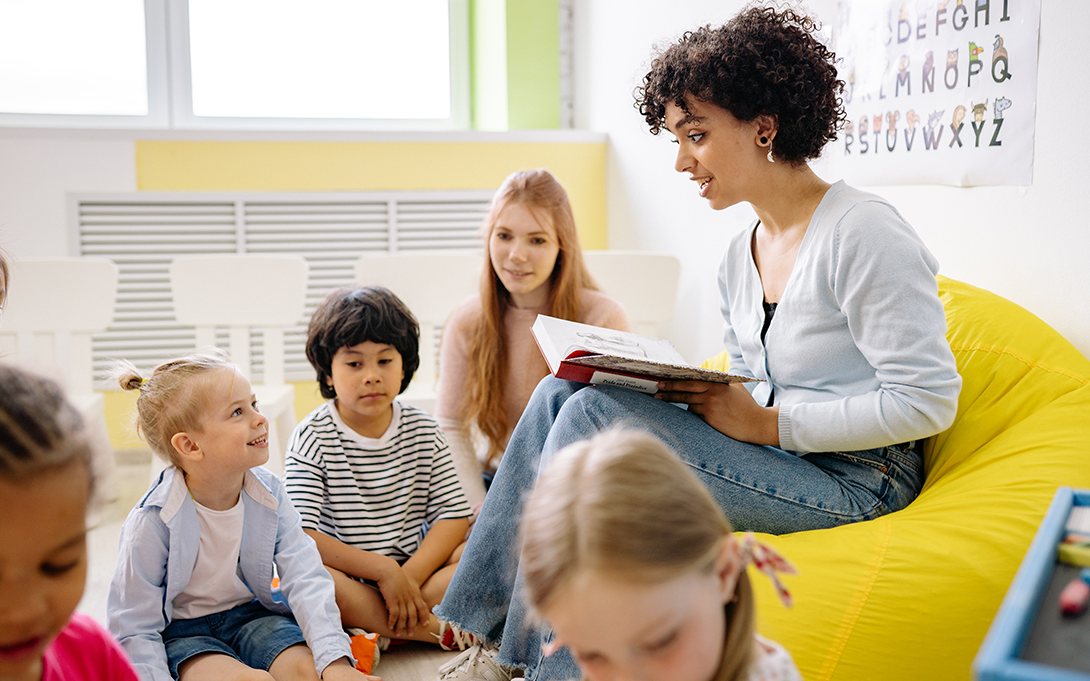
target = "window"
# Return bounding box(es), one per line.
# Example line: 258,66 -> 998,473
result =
0,0 -> 468,130
0,0 -> 167,127
176,0 -> 467,129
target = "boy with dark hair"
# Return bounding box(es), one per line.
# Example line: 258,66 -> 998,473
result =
284,286 -> 475,651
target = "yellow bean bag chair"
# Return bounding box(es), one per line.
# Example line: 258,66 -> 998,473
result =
702,276 -> 1090,681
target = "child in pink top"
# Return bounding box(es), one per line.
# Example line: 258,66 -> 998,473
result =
41,612 -> 137,681
0,363 -> 139,681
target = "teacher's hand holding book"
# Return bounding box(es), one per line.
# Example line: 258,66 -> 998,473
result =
655,379 -> 780,446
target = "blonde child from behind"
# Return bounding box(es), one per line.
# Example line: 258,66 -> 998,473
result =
0,364 -> 139,681
519,430 -> 801,681
107,353 -> 378,681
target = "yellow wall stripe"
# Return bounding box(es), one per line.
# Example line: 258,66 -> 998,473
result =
135,140 -> 609,248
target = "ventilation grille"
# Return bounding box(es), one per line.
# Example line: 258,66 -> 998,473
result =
73,191 -> 491,387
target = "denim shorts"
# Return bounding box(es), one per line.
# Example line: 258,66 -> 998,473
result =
162,600 -> 306,679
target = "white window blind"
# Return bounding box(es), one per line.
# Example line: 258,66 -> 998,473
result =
71,191 -> 491,387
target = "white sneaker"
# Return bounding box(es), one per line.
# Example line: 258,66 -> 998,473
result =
436,644 -> 514,681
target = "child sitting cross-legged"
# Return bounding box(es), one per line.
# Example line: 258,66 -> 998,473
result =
108,353 -> 376,681
284,286 -> 474,650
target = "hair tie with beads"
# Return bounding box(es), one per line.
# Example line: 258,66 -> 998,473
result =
738,533 -> 797,608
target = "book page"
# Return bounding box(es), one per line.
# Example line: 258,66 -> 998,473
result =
534,315 -> 686,364
531,315 -> 565,373
532,314 -> 759,387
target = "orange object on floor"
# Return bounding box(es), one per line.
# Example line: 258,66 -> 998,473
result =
348,630 -> 380,674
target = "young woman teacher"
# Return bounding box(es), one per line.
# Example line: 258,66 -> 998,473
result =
434,8 -> 961,681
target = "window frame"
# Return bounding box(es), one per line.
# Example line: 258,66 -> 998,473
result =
0,0 -> 470,131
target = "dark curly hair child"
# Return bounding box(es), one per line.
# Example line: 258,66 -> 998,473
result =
305,285 -> 421,399
286,284 -> 473,648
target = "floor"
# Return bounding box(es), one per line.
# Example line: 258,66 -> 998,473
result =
79,450 -> 457,681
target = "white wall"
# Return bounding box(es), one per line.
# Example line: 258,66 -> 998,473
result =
0,132 -> 137,256
576,0 -> 1090,364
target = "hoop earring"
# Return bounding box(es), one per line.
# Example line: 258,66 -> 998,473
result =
767,143 -> 775,163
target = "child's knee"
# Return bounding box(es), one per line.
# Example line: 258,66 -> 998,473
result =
178,654 -> 274,681
560,384 -> 650,436
268,644 -> 318,681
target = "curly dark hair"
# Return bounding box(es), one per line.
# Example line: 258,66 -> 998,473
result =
305,286 -> 420,398
636,5 -> 845,164
0,364 -> 93,488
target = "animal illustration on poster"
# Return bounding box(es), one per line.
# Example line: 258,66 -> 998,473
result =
836,0 -> 1040,186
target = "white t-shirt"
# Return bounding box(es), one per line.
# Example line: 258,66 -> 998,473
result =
171,494 -> 254,620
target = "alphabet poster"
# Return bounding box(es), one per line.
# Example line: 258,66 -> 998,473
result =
835,0 -> 1039,186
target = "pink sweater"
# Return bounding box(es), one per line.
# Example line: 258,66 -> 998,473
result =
436,289 -> 629,503
42,613 -> 139,681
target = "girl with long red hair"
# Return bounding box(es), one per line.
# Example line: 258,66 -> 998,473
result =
435,169 -> 629,505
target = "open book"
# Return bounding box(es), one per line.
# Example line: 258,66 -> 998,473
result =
531,315 -> 758,395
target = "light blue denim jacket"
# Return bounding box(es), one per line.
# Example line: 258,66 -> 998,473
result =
107,466 -> 352,681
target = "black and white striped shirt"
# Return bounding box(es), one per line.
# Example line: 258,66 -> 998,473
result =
284,400 -> 471,563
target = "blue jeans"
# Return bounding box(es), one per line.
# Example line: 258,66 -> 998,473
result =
433,377 -> 923,681
162,600 -> 306,679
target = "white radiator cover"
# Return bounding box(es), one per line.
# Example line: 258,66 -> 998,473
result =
69,191 -> 492,388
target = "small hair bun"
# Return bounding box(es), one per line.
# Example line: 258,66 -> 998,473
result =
119,371 -> 145,392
